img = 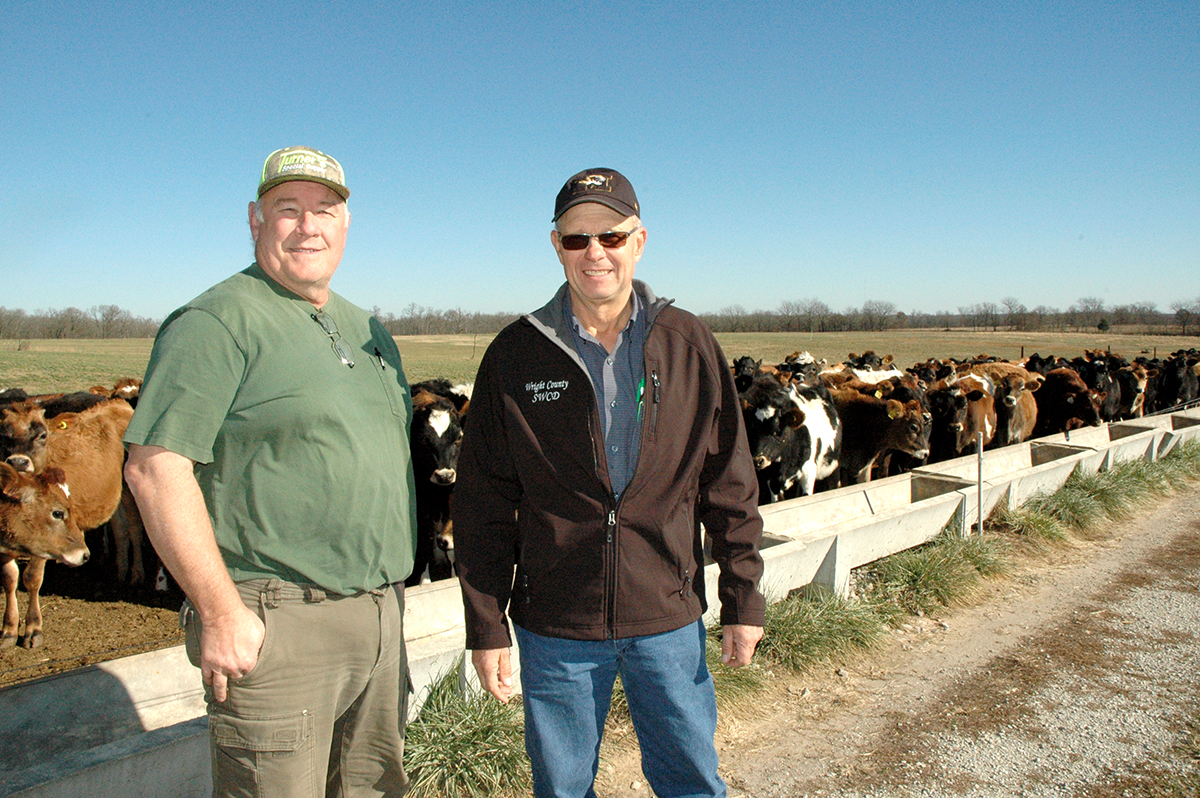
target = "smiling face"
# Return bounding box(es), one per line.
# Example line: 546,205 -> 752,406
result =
551,203 -> 646,323
249,180 -> 350,307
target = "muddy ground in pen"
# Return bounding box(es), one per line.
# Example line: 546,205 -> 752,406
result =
597,489 -> 1200,798
0,539 -> 183,685
3,489 -> 1199,798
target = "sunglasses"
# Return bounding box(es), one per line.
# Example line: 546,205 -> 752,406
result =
558,227 -> 640,251
311,312 -> 355,368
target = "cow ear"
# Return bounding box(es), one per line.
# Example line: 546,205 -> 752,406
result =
0,462 -> 21,501
38,466 -> 68,487
49,411 -> 78,431
411,390 -> 436,410
783,408 -> 806,428
886,399 -> 904,420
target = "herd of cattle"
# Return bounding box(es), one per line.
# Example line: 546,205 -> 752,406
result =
735,347 -> 1199,504
1,347 -> 1198,649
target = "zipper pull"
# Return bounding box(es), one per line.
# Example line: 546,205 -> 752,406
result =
606,510 -> 616,543
652,371 -> 661,403
374,347 -> 386,370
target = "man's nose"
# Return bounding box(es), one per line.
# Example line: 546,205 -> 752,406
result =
297,211 -> 321,236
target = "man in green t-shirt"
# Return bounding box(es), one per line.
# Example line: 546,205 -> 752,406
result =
124,146 -> 417,798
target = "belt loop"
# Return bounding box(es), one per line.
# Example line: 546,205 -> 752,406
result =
263,579 -> 282,609
304,585 -> 327,603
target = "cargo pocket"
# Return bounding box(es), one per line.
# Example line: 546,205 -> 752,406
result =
209,709 -> 317,798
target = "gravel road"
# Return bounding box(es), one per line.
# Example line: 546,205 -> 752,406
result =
598,487 -> 1200,797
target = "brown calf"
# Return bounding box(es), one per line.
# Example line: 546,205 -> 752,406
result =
970,362 -> 1043,447
1,463 -> 89,648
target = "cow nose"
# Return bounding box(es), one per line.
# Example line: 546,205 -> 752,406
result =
431,468 -> 456,486
5,454 -> 34,473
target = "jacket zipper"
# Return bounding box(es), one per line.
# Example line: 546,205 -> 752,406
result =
650,370 -> 661,434
606,508 -> 617,637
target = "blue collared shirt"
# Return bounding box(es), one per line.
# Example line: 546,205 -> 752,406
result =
565,294 -> 647,500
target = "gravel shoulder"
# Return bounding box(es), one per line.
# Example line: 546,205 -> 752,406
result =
597,487 -> 1200,797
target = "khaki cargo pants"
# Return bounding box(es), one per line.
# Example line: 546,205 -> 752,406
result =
184,579 -> 410,798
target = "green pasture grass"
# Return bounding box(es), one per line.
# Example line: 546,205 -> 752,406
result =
5,329 -> 1200,395
0,336 -> 491,394
394,335 -> 495,386
713,329 -> 1200,371
0,339 -> 155,394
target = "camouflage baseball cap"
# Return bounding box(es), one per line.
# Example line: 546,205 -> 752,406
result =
257,146 -> 350,200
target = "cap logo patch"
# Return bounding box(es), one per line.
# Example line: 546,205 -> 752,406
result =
577,174 -> 612,192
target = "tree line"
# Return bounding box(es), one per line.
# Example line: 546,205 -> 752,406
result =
698,296 -> 1200,336
0,305 -> 161,339
3,295 -> 1199,339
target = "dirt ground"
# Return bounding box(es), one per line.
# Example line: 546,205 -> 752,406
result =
597,488 -> 1200,797
4,489 -> 1199,797
0,533 -> 183,686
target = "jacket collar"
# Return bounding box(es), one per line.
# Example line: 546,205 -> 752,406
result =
526,280 -> 672,349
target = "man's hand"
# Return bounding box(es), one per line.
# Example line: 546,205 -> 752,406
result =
721,624 -> 763,668
472,647 -> 513,703
201,604 -> 266,703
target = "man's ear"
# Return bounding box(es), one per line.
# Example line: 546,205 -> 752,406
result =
248,201 -> 260,243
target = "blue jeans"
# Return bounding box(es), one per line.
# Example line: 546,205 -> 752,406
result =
513,620 -> 725,798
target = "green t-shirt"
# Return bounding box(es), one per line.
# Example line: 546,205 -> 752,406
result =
124,264 -> 416,594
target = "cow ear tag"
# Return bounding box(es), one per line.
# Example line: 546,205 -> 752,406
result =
888,405 -> 902,420
57,421 -> 69,430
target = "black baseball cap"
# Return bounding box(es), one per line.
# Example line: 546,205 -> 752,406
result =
552,168 -> 640,222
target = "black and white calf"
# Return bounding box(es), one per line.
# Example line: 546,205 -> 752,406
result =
406,380 -> 471,586
740,373 -> 841,504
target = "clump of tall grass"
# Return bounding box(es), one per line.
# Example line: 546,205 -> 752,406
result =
1004,442 -> 1200,544
991,498 -> 1071,548
755,585 -> 889,673
404,660 -> 530,798
858,529 -> 1006,617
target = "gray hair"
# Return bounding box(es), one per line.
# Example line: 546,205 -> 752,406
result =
554,214 -> 642,234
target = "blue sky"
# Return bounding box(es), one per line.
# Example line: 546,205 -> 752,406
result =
6,1 -> 1197,322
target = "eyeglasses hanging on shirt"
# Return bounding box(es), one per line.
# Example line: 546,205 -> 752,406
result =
311,311 -> 355,368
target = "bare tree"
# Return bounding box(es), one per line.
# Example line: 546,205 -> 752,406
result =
1001,296 -> 1027,331
799,299 -> 831,333
860,300 -> 897,331
1076,297 -> 1105,331
1171,299 -> 1200,336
